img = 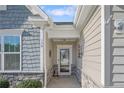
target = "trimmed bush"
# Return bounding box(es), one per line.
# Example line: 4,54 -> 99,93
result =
0,79 -> 10,88
16,80 -> 42,88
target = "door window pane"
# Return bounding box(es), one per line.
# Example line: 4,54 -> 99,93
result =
4,54 -> 20,70
4,36 -> 20,52
60,49 -> 69,72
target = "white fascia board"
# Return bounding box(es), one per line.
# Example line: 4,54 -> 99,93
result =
28,16 -> 48,22
73,6 -> 82,26
48,31 -> 80,39
53,26 -> 76,31
74,6 -> 97,32
0,29 -> 24,35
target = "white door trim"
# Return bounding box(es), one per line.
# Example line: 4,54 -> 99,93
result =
57,45 -> 72,75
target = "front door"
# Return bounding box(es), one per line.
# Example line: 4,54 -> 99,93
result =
57,45 -> 72,75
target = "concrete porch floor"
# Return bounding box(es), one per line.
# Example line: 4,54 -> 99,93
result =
47,75 -> 81,88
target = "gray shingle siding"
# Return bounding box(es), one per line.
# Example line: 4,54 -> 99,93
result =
22,28 -> 40,71
0,6 -> 33,29
0,5 -> 41,71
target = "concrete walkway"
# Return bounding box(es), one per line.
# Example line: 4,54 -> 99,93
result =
47,75 -> 81,88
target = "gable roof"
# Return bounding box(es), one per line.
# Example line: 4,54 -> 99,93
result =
25,5 -> 53,27
26,5 -> 50,20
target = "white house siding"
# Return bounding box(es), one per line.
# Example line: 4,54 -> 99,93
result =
111,5 -> 124,87
0,5 -> 44,87
80,6 -> 102,87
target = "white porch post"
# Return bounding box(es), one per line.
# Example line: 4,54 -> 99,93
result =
43,27 -> 47,88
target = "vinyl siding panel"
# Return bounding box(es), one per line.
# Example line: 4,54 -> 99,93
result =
113,48 -> 124,55
113,83 -> 124,86
112,39 -> 124,46
84,41 -> 101,51
81,6 -> 101,86
83,56 -> 101,63
113,74 -> 124,82
83,6 -> 101,35
113,13 -> 124,19
113,57 -> 124,64
113,65 -> 124,73
111,5 -> 124,86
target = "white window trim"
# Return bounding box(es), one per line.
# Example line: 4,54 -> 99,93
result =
1,35 -> 21,72
0,29 -> 23,72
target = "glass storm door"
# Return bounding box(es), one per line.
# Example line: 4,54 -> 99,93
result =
60,49 -> 69,74
57,45 -> 72,75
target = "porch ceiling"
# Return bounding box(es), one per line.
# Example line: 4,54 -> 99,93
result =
52,38 -> 77,43
48,30 -> 80,39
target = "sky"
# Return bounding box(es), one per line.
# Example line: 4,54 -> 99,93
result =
40,5 -> 77,22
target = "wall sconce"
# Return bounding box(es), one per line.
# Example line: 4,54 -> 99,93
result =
49,50 -> 51,58
114,19 -> 124,34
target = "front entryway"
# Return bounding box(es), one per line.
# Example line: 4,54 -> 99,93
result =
57,45 -> 72,75
45,34 -> 81,87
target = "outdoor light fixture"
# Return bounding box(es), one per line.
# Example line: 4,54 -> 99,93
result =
114,19 -> 124,34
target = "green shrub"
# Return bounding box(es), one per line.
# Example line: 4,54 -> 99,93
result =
16,80 -> 42,88
0,79 -> 10,88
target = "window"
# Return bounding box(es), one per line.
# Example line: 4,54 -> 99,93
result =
4,36 -> 20,52
4,36 -> 20,70
0,29 -> 22,71
4,54 -> 20,70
